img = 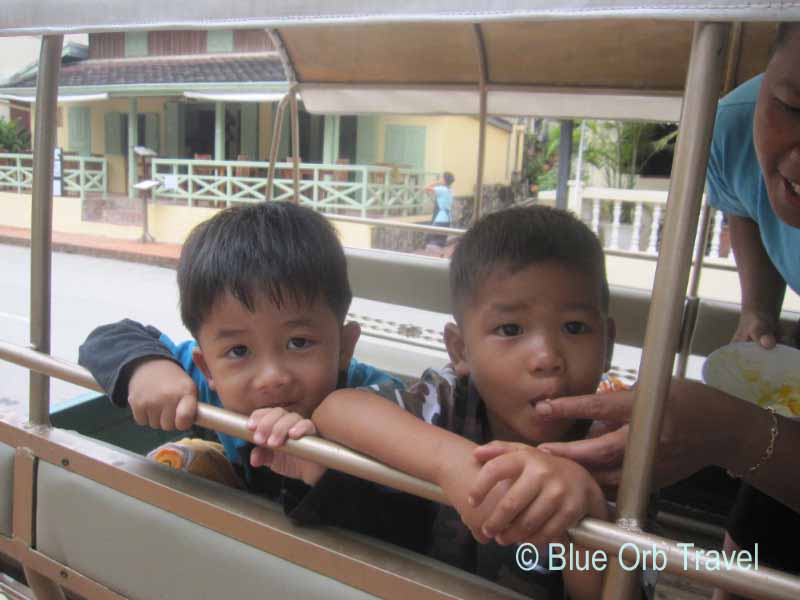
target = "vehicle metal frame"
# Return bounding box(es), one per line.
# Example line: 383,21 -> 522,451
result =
2,2 -> 800,599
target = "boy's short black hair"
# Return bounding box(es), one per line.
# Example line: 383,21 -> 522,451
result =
443,172 -> 455,186
178,201 -> 351,336
449,205 -> 609,319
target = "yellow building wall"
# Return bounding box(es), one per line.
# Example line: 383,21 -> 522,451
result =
0,192 -> 141,239
2,189 -> 402,251
146,204 -> 372,248
147,204 -> 219,244
373,115 -> 511,197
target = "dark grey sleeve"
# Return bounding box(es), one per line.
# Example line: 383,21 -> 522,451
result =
78,319 -> 180,407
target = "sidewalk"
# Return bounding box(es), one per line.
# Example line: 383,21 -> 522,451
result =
0,225 -> 181,268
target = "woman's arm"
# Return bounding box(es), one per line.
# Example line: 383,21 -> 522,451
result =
728,214 -> 786,346
534,380 -> 800,513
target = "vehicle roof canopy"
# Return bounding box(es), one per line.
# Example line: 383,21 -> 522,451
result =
1,2 -> 798,119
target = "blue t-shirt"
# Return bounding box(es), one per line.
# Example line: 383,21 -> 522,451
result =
432,185 -> 453,226
159,333 -> 405,463
706,74 -> 800,294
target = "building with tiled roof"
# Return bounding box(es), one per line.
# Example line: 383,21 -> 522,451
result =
0,29 -> 517,199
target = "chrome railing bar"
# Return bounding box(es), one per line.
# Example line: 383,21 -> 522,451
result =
326,213 -> 466,236
601,22 -> 730,599
2,340 -> 800,598
29,35 -> 63,426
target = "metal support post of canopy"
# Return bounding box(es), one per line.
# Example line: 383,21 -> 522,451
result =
266,94 -> 289,202
29,35 -> 63,426
473,24 -> 488,223
600,21 -> 731,599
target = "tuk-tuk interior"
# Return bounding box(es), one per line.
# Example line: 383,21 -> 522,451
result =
1,2 -> 800,599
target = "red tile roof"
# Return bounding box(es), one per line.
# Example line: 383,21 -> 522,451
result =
7,54 -> 285,88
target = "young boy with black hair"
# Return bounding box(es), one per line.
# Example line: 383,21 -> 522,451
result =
311,205 -> 616,600
78,201 -> 432,549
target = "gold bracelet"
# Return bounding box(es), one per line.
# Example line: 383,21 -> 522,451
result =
727,406 -> 779,479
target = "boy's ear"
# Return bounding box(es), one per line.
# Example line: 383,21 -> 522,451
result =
191,346 -> 216,391
444,322 -> 470,377
604,317 -> 616,372
339,321 -> 361,371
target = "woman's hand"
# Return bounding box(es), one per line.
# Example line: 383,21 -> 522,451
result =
532,380 -> 731,490
733,308 -> 778,349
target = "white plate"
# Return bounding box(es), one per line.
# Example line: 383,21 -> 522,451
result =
702,342 -> 800,417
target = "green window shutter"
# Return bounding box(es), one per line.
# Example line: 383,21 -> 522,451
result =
164,102 -> 186,157
385,124 -> 425,170
124,32 -> 148,57
207,30 -> 234,53
68,106 -> 92,156
104,112 -> 125,155
240,103 -> 259,159
322,115 -> 340,164
144,113 -> 160,154
355,115 -> 378,165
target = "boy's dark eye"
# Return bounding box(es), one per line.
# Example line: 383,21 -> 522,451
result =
495,323 -> 522,337
288,337 -> 312,350
777,97 -> 800,115
227,345 -> 248,358
563,321 -> 589,335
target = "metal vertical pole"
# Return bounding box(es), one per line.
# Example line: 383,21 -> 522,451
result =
29,35 -> 63,426
600,22 -> 729,599
127,97 -> 138,199
266,95 -> 289,202
675,202 -> 713,377
473,25 -> 488,224
289,87 -> 300,204
555,120 -> 574,210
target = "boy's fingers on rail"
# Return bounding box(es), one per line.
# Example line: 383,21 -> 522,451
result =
468,442 -> 525,507
537,427 -> 628,469
472,440 -> 516,464
535,390 -> 635,422
484,474 -> 546,543
174,394 -> 197,430
250,446 -> 274,468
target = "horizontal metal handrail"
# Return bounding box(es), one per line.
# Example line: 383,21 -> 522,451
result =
0,339 -> 445,503
327,213 -> 466,236
2,339 -> 800,598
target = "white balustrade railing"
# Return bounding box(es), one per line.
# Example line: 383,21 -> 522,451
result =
0,153 -> 107,200
538,183 -> 734,266
151,158 -> 436,217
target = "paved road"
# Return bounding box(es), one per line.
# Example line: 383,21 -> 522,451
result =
0,243 -> 189,410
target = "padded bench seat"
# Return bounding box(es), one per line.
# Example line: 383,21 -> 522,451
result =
0,442 -> 13,538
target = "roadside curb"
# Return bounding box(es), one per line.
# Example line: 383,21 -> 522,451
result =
0,232 -> 180,269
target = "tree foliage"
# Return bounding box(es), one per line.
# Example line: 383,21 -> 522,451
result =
522,117 -> 678,195
0,118 -> 31,153
582,121 -> 677,189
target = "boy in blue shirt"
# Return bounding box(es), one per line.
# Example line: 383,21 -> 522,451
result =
79,201 -> 431,548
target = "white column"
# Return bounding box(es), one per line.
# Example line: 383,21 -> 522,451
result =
214,101 -> 225,160
128,97 -> 138,199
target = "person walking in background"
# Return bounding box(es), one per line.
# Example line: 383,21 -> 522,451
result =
425,171 -> 455,250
